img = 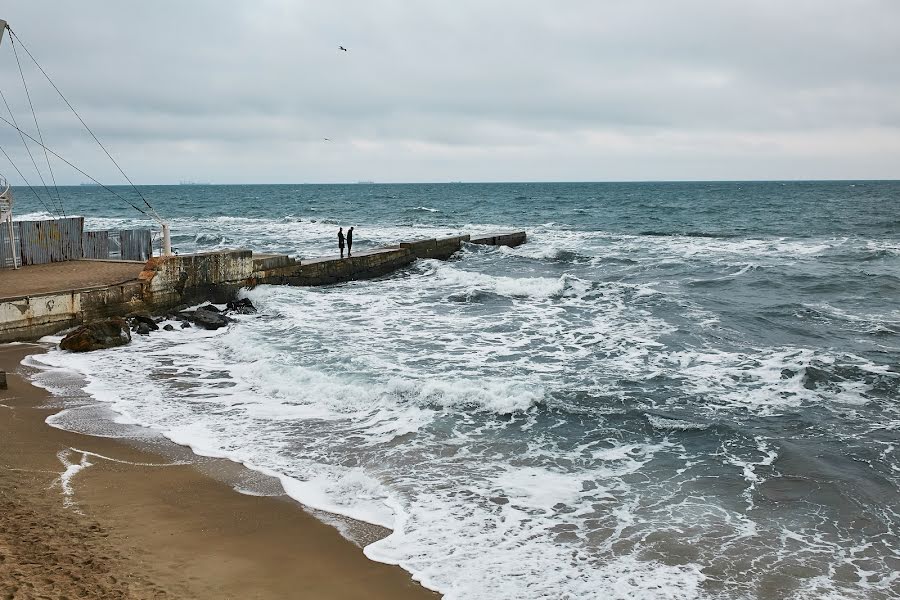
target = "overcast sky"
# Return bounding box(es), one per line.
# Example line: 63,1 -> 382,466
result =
0,1 -> 898,184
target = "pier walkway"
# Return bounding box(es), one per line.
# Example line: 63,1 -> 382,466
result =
0,231 -> 526,342
0,260 -> 145,301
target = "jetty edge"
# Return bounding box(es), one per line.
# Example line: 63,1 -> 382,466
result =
0,231 -> 526,343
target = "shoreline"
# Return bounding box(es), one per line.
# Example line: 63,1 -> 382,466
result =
0,342 -> 439,599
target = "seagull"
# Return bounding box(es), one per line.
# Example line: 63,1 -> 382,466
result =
338,46 -> 348,52
323,138 -> 331,142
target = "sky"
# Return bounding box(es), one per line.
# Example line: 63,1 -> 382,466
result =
0,1 -> 898,184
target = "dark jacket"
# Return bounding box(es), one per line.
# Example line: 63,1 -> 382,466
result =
338,230 -> 345,247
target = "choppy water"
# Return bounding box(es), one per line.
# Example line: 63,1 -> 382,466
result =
17,181 -> 900,599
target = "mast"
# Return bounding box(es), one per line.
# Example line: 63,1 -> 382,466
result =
0,21 -> 15,268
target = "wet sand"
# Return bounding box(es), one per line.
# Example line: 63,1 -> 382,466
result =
0,343 -> 438,599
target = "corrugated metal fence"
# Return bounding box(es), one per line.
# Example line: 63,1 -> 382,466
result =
82,230 -> 110,260
17,217 -> 85,265
0,224 -> 19,269
0,217 -> 153,268
117,229 -> 153,261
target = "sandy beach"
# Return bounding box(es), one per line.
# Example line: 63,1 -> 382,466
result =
0,343 -> 438,599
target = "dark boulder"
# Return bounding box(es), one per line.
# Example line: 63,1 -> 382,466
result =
198,303 -> 223,313
127,313 -> 159,331
226,298 -> 257,314
60,318 -> 132,352
180,308 -> 229,330
180,321 -> 192,329
135,322 -> 152,336
163,324 -> 175,331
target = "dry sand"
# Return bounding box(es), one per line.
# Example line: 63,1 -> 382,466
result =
0,343 -> 439,599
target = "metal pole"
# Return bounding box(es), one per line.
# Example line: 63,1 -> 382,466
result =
161,222 -> 172,256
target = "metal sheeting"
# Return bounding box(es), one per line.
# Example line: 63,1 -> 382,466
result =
82,230 -> 110,259
0,217 -> 154,269
0,224 -> 20,269
16,217 -> 84,266
118,229 -> 152,261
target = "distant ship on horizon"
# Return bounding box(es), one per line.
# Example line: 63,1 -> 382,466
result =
179,180 -> 211,185
355,180 -> 375,184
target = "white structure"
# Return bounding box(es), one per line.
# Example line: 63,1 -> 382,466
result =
0,176 -> 16,268
0,21 -> 18,267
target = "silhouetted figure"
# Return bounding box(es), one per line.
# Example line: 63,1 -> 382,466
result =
347,227 -> 354,256
338,227 -> 345,258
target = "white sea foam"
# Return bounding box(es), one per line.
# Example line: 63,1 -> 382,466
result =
646,414 -> 708,431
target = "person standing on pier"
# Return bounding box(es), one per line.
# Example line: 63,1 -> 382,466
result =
338,227 -> 345,258
347,227 -> 354,257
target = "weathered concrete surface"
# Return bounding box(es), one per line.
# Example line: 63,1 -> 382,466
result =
255,248 -> 414,286
0,252 -> 253,343
469,231 -> 527,247
0,260 -> 145,300
140,250 -> 255,308
0,281 -> 148,344
252,254 -> 299,271
399,235 -> 471,260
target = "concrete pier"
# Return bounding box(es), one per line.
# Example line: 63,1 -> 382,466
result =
0,230 -> 527,343
256,248 -> 415,286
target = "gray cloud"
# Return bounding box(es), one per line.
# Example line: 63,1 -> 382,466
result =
0,0 -> 898,184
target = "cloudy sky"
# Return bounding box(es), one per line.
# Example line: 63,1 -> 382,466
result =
0,1 -> 898,184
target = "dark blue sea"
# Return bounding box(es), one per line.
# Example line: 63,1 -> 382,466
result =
18,181 -> 900,599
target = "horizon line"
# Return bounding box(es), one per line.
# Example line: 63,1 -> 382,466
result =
36,177 -> 900,187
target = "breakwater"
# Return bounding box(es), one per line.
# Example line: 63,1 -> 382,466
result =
0,231 -> 525,343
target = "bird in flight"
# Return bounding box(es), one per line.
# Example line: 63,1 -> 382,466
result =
323,138 -> 331,141
338,46 -> 348,52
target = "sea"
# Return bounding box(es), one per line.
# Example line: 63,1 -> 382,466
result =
13,181 -> 900,599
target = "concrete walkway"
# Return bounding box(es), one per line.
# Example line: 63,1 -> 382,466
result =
0,260 -> 145,300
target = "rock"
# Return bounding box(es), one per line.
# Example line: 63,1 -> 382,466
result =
198,303 -> 223,313
180,321 -> 192,329
127,313 -> 159,331
163,324 -> 175,331
135,322 -> 152,336
180,308 -> 229,330
226,298 -> 257,314
60,318 -> 131,352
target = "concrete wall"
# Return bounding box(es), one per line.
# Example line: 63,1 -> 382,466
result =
399,235 -> 470,260
0,251 -> 255,342
0,281 -> 147,343
255,248 -> 414,286
140,250 -> 255,308
469,231 -> 527,247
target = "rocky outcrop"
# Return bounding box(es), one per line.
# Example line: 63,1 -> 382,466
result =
179,307 -> 229,330
226,298 -> 256,314
59,318 -> 131,352
127,313 -> 159,333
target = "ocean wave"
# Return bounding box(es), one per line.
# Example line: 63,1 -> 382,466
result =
430,264 -> 591,300
663,347 -> 897,415
645,414 -> 709,431
639,230 -> 738,239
